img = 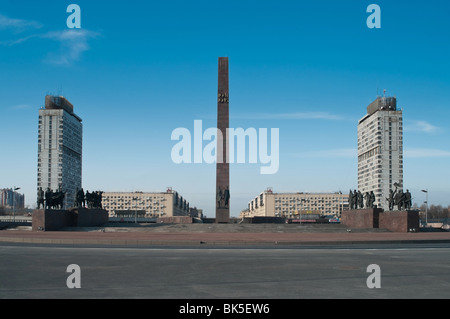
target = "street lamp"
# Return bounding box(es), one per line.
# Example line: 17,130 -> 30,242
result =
12,186 -> 20,222
421,189 -> 428,227
132,196 -> 138,224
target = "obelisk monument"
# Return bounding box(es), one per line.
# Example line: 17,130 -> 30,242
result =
215,57 -> 230,223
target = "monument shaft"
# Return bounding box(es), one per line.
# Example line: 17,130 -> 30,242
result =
216,57 -> 230,223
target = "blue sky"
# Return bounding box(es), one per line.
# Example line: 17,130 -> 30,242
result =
1,0 -> 449,216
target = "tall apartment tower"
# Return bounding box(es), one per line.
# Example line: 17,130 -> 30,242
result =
37,95 -> 83,209
357,95 -> 403,211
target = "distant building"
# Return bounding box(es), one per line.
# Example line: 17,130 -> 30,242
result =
189,207 -> 203,219
37,95 -> 83,209
357,95 -> 403,211
0,188 -> 25,209
241,189 -> 348,219
101,189 -> 195,218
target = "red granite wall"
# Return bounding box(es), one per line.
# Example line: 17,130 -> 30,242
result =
32,209 -> 74,231
71,208 -> 108,227
32,208 -> 108,231
341,208 -> 383,228
379,211 -> 420,232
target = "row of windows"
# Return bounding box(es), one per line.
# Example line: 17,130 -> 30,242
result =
275,199 -> 345,203
106,204 -> 166,209
358,171 -> 403,180
248,197 -> 347,211
103,196 -> 166,201
273,203 -> 346,208
358,146 -> 382,162
273,196 -> 346,201
274,205 -> 345,210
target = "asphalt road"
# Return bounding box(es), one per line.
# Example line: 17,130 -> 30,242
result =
1,243 -> 450,300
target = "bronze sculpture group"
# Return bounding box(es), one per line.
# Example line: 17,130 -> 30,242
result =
387,188 -> 412,211
348,187 -> 412,211
37,186 -> 103,210
75,188 -> 103,209
37,187 -> 66,210
348,189 -> 376,210
216,186 -> 230,209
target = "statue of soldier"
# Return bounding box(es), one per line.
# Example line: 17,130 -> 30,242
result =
91,191 -> 100,209
364,192 -> 370,208
92,191 -> 98,209
352,190 -> 358,210
400,190 -> 407,211
217,187 -> 222,208
97,191 -> 103,209
85,191 -> 92,208
74,188 -> 80,208
45,188 -> 53,210
404,189 -> 412,210
387,189 -> 396,211
395,190 -> 404,211
224,187 -> 230,208
357,191 -> 364,209
348,189 -> 354,210
93,191 -> 100,209
369,191 -> 376,208
55,187 -> 65,209
37,187 -> 45,209
79,188 -> 85,208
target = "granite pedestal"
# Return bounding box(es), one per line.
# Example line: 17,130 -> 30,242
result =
379,210 -> 420,232
341,208 -> 420,232
341,208 -> 383,229
32,208 -> 108,231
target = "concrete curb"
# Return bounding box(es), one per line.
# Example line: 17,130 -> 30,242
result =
2,223 -> 450,247
1,234 -> 450,247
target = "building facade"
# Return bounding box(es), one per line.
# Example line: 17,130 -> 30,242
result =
242,189 -> 348,219
101,189 -> 194,218
37,95 -> 83,209
0,188 -> 25,209
357,95 -> 403,211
